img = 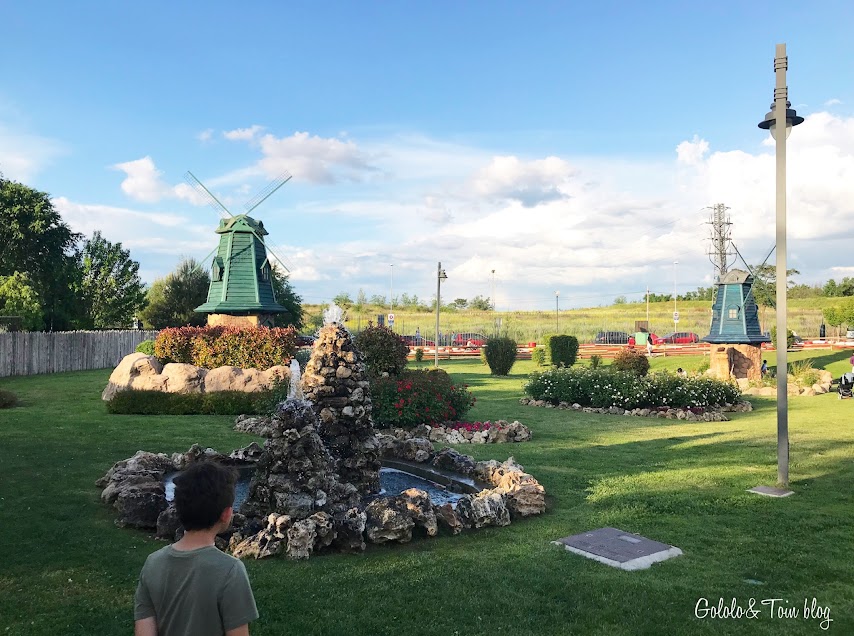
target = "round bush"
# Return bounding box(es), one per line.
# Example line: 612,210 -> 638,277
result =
531,347 -> 546,367
135,340 -> 156,356
484,336 -> 518,375
0,389 -> 18,409
353,323 -> 409,376
612,348 -> 650,376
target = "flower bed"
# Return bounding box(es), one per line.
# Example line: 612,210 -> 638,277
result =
371,369 -> 475,428
519,397 -> 752,422
524,367 -> 741,410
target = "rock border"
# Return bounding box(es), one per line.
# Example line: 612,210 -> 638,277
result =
518,397 -> 754,422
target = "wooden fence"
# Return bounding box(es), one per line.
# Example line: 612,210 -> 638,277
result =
0,330 -> 159,377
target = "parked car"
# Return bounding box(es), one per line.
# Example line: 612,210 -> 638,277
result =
628,333 -> 664,346
594,331 -> 630,345
401,335 -> 435,347
295,334 -> 317,347
660,332 -> 700,344
452,332 -> 487,347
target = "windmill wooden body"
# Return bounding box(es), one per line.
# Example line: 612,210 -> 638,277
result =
185,171 -> 293,328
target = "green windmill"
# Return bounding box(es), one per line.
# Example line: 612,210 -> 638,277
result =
185,171 -> 294,328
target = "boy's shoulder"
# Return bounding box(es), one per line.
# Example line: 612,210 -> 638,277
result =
144,545 -> 242,571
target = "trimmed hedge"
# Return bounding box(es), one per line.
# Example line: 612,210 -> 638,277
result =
547,335 -> 579,367
524,367 -> 741,410
106,389 -> 277,416
612,348 -> 650,376
0,389 -> 18,409
353,323 -> 409,376
484,336 -> 517,375
372,369 -> 475,428
531,347 -> 546,367
153,325 -> 297,370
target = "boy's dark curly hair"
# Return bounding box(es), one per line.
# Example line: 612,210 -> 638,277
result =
173,461 -> 237,531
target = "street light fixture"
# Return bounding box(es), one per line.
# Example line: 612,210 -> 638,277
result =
435,262 -> 447,368
758,43 -> 803,489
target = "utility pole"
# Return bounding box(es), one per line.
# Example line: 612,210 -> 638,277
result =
706,203 -> 734,282
555,291 -> 560,332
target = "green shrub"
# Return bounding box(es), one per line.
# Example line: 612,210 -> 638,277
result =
484,336 -> 517,375
154,326 -> 297,369
414,347 -> 424,364
372,369 -> 475,428
612,348 -> 650,376
106,389 -> 272,415
353,323 -> 409,376
524,367 -> 740,410
697,358 -> 710,375
547,335 -> 579,367
531,347 -> 546,367
589,354 -> 603,369
0,389 -> 18,409
770,326 -> 796,350
135,340 -> 156,356
789,359 -> 820,387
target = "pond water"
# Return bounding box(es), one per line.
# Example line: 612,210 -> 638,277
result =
164,466 -> 465,510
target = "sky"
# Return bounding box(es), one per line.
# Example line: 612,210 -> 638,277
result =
2,1 -> 854,311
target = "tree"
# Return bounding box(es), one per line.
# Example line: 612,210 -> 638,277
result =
139,258 -> 210,328
750,264 -> 800,307
271,269 -> 304,329
451,298 -> 468,310
469,295 -> 492,311
368,294 -> 387,307
78,231 -> 146,328
333,292 -> 353,309
0,272 -> 43,330
613,296 -> 627,304
0,176 -> 82,330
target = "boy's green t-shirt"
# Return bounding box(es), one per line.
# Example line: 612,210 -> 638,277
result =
134,545 -> 258,636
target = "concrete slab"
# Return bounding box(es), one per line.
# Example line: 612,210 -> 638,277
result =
553,527 -> 682,571
748,485 -> 794,498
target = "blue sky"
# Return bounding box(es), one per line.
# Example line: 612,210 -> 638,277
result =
2,1 -> 854,312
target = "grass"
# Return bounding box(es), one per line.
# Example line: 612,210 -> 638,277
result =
1,353 -> 853,635
306,296 -> 842,344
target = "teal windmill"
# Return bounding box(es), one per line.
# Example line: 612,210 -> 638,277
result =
185,171 -> 293,328
702,269 -> 769,344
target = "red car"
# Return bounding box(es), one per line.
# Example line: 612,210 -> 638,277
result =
660,332 -> 700,344
628,333 -> 664,346
452,332 -> 487,347
401,335 -> 435,347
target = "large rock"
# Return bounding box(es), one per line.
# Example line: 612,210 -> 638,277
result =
204,366 -> 252,392
332,508 -> 367,552
114,481 -> 167,529
364,496 -> 415,543
473,457 -> 546,517
101,353 -> 165,400
162,363 -> 207,394
433,503 -> 463,535
285,512 -> 335,560
431,447 -> 476,475
156,504 -> 182,540
456,490 -> 511,528
400,488 -> 438,536
231,513 -> 291,560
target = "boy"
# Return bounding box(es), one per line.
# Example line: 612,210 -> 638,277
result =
134,461 -> 259,636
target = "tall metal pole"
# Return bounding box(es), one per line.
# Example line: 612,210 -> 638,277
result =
555,291 -> 560,332
491,270 -> 496,311
646,286 -> 650,325
435,262 -> 442,368
774,43 -> 790,487
390,264 -> 394,316
673,261 -> 679,332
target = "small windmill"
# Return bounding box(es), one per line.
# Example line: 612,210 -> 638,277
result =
186,170 -> 294,328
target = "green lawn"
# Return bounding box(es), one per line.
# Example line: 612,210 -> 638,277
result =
1,354 -> 853,635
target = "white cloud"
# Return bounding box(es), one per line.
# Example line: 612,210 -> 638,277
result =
197,128 -> 214,142
676,135 -> 710,166
0,124 -> 65,182
256,131 -> 376,183
112,156 -> 173,203
470,155 -> 576,206
223,125 -> 265,141
824,98 -> 842,107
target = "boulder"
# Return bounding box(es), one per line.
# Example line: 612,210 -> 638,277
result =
231,513 -> 291,560
242,368 -> 270,393
155,504 -> 182,541
431,448 -> 476,475
456,490 -> 511,529
114,481 -> 167,529
229,442 -> 264,463
101,353 -> 164,400
265,365 -> 291,386
364,496 -> 415,543
332,508 -> 367,553
433,503 -> 463,535
204,366 -> 251,392
162,363 -> 207,394
234,415 -> 275,437
399,488 -> 438,537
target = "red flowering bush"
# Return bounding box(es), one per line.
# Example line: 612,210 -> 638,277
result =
441,421 -> 496,432
372,369 -> 475,428
154,325 -> 297,369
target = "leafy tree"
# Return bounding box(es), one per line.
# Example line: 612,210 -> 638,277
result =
139,258 -> 210,328
750,264 -> 800,307
355,289 -> 367,311
78,231 -> 145,328
469,295 -> 492,311
271,269 -> 304,329
333,292 -> 353,309
369,294 -> 387,307
613,296 -> 627,304
0,176 -> 82,330
823,277 -> 854,297
646,292 -> 672,303
451,298 -> 468,309
0,272 -> 43,330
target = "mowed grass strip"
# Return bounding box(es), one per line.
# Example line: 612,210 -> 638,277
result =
0,353 -> 852,635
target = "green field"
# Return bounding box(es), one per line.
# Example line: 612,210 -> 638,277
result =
307,297 -> 842,345
1,352 -> 853,635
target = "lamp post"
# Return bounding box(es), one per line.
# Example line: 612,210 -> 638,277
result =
491,269 -> 496,311
758,43 -> 803,488
389,264 -> 394,316
435,262 -> 447,368
555,291 -> 560,332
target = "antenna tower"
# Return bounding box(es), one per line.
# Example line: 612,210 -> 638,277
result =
706,203 -> 735,281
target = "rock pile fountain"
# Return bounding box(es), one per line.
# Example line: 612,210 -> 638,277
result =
97,304 -> 547,560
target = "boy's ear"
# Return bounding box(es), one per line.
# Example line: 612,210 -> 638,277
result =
219,506 -> 233,526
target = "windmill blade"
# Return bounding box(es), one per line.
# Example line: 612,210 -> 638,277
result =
244,171 -> 292,215
184,171 -> 234,218
188,244 -> 222,275
248,228 -> 291,273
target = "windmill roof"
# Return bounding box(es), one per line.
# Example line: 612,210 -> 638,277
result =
215,214 -> 268,236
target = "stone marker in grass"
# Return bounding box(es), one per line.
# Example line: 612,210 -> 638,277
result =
553,527 -> 682,571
